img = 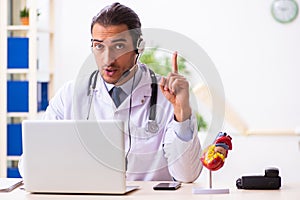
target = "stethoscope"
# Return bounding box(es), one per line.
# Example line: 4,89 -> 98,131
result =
86,66 -> 159,134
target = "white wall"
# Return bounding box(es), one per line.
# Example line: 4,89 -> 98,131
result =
52,0 -> 300,132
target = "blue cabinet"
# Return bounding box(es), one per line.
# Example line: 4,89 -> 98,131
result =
5,37 -> 48,178
7,81 -> 29,112
7,124 -> 23,156
7,81 -> 49,112
7,37 -> 29,69
7,124 -> 22,178
7,168 -> 21,178
37,82 -> 49,111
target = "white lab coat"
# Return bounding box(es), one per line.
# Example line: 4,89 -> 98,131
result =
43,64 -> 202,182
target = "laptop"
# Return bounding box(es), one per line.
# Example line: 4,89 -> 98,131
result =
22,120 -> 138,194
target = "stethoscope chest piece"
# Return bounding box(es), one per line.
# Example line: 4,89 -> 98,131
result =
146,120 -> 159,134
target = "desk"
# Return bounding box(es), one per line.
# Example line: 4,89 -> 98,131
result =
0,181 -> 299,200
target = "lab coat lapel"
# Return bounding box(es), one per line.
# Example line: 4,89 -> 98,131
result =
72,73 -> 94,120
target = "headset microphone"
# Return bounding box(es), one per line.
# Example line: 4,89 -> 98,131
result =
122,69 -> 130,77
114,64 -> 138,86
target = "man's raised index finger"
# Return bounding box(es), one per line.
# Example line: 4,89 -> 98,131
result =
172,51 -> 178,73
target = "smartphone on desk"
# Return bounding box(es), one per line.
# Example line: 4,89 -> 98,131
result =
153,182 -> 181,190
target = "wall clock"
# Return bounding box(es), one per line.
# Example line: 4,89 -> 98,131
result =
271,0 -> 299,23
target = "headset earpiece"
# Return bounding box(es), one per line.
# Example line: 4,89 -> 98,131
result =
136,37 -> 145,54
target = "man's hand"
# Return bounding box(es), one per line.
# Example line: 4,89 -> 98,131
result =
160,51 -> 192,122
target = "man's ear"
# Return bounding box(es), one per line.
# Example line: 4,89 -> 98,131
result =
135,37 -> 145,54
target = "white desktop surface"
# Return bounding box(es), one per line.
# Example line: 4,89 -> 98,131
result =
0,181 -> 299,200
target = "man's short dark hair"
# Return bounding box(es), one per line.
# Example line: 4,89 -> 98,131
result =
91,2 -> 142,47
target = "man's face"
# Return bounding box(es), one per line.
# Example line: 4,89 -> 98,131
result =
91,23 -> 137,84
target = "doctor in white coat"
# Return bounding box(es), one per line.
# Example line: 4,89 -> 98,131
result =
42,2 -> 202,182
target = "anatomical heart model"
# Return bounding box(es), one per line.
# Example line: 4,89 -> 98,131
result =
193,132 -> 232,194
201,132 -> 232,171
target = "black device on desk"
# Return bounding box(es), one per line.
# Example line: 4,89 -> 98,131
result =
236,167 -> 281,190
153,182 -> 181,190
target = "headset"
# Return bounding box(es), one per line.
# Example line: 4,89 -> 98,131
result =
87,36 -> 159,133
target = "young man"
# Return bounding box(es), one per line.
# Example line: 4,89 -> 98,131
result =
42,2 -> 202,182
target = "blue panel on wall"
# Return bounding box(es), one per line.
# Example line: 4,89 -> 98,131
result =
7,168 -> 21,178
7,37 -> 29,69
7,124 -> 23,156
7,81 -> 29,112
